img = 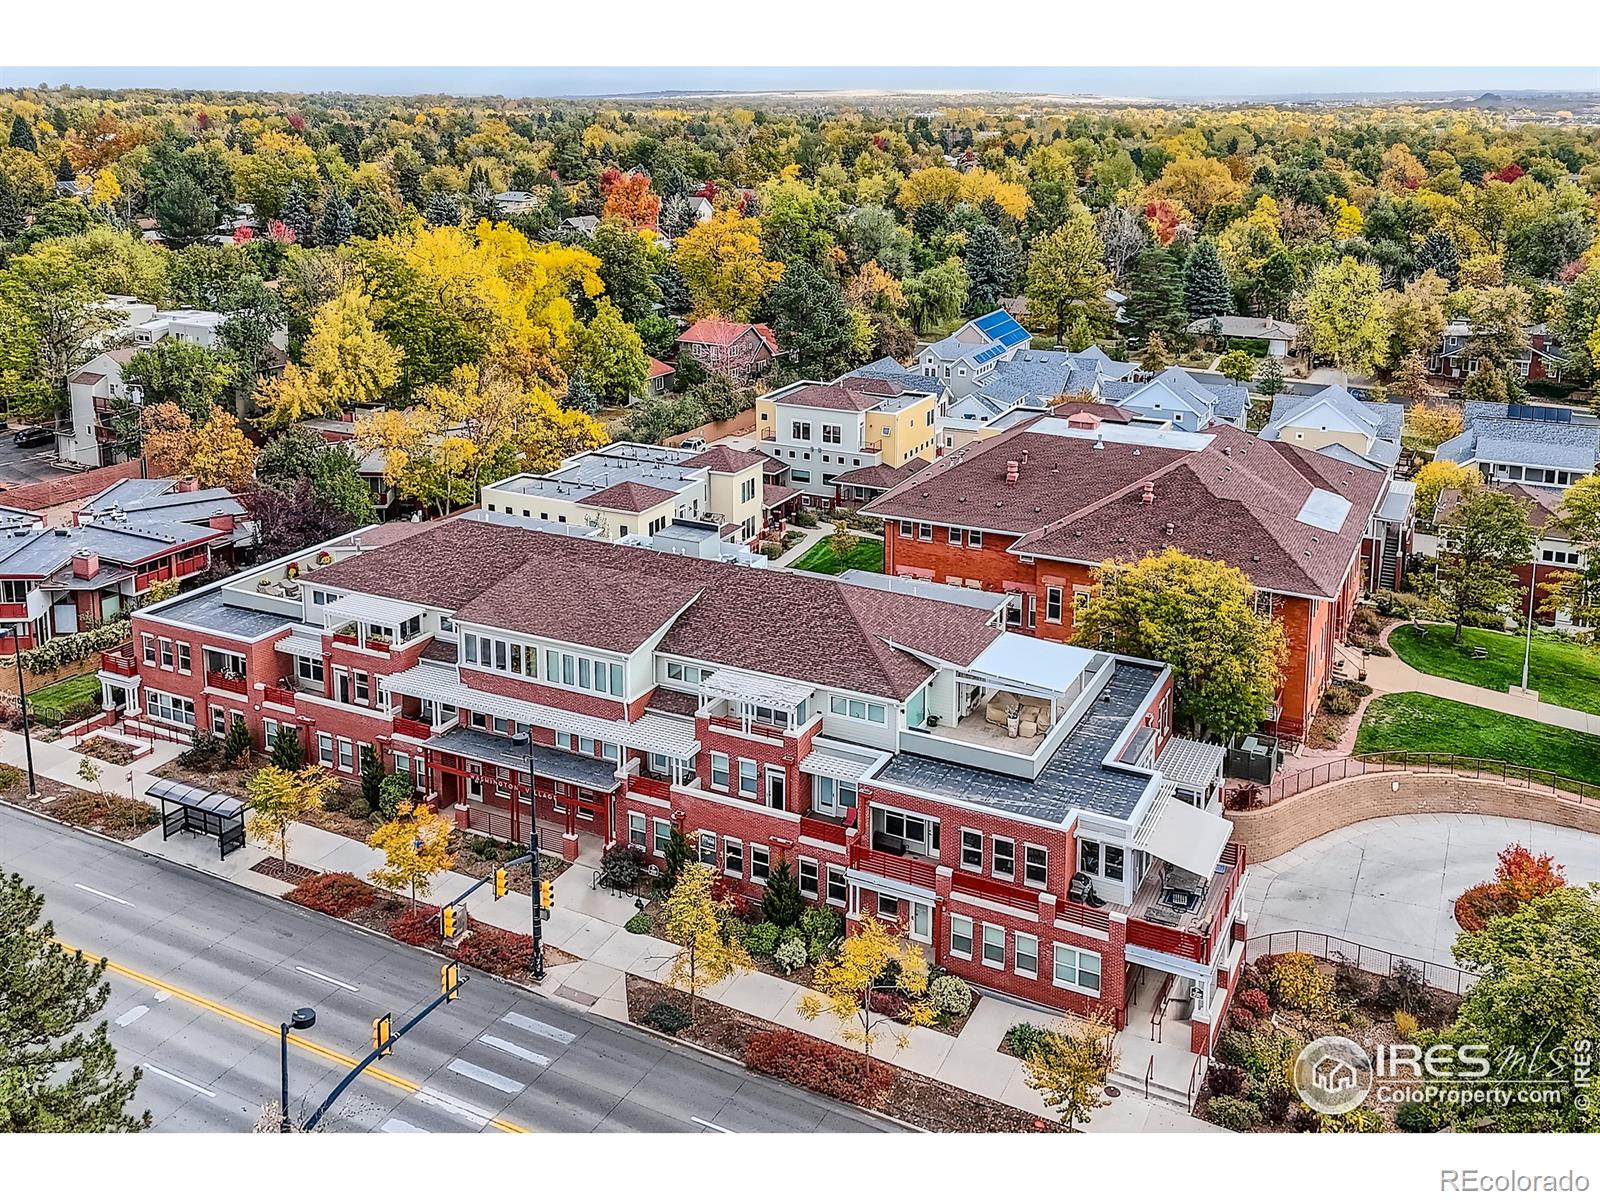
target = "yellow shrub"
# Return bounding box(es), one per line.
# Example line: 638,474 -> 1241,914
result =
1394,1010 -> 1419,1039
1267,952 -> 1335,1015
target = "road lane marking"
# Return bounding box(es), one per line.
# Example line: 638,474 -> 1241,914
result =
74,883 -> 132,906
381,1118 -> 427,1133
692,1117 -> 734,1133
143,1063 -> 216,1097
413,1088 -> 495,1128
448,1059 -> 521,1093
153,990 -> 171,1002
479,1034 -> 550,1067
500,1012 -> 576,1043
53,938 -> 527,1134
294,965 -> 361,993
114,1005 -> 149,1027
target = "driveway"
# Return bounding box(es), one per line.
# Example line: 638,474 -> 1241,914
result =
0,435 -> 72,488
1246,814 -> 1600,966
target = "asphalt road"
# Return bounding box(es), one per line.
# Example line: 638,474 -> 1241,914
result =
0,803 -> 901,1133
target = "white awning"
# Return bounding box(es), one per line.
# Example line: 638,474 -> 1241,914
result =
968,633 -> 1098,695
274,632 -> 325,660
323,593 -> 425,629
1156,736 -> 1225,792
798,747 -> 878,782
701,667 -> 814,711
384,662 -> 700,759
1134,788 -> 1234,878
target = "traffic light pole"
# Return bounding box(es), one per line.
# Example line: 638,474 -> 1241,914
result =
529,823 -> 546,981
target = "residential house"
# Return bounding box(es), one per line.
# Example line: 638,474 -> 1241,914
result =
1186,316 -> 1300,359
647,357 -> 675,397
1436,402 -> 1598,490
863,415 -> 1391,740
1100,366 -> 1249,432
493,191 -> 541,215
914,310 -> 1034,399
103,517 -> 1248,1062
675,319 -> 779,385
1428,322 -> 1566,385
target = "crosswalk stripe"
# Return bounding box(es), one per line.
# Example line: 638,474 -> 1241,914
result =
500,1012 -> 576,1043
413,1087 -> 495,1128
381,1118 -> 427,1133
448,1058 -> 521,1094
480,1034 -> 550,1067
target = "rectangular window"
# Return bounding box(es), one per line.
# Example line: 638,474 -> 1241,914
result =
159,639 -> 173,669
1079,839 -> 1100,875
981,923 -> 1005,968
1024,844 -> 1048,889
209,705 -> 226,736
960,829 -> 983,871
1053,945 -> 1102,995
652,818 -> 672,857
723,837 -> 743,877
750,845 -> 770,884
177,642 -> 191,673
337,738 -> 354,773
628,812 -> 646,848
698,831 -> 717,865
822,425 -> 841,445
464,632 -> 478,664
948,526 -> 961,545
918,523 -> 932,542
950,914 -> 973,959
710,752 -> 730,791
1045,586 -> 1063,623
798,858 -> 819,898
1016,933 -> 1039,979
610,663 -> 624,696
737,758 -> 757,797
968,530 -> 983,549
877,892 -> 899,920
141,633 -> 156,664
262,717 -> 278,749
353,671 -> 370,705
992,837 -> 1015,880
825,865 -> 847,906
899,520 -> 913,538
318,732 -> 334,767
1104,845 -> 1125,882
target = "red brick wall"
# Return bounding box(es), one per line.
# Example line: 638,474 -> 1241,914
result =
459,667 -> 626,720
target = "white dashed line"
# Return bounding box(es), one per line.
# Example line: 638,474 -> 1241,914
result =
479,1034 -> 550,1067
500,1012 -> 576,1043
142,1063 -> 216,1097
448,1059 -> 521,1093
692,1117 -> 733,1133
114,1005 -> 149,1027
152,990 -> 171,1002
74,883 -> 132,906
381,1118 -> 427,1133
294,965 -> 361,992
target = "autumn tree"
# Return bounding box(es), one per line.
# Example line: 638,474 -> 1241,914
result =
0,872 -> 150,1132
599,168 -> 661,231
1138,333 -> 1172,375
589,219 -> 661,322
367,801 -> 456,910
1074,548 -> 1289,739
572,298 -> 648,402
799,917 -> 935,1058
1404,401 -> 1465,449
672,208 -> 783,320
185,408 -> 257,489
122,340 -> 238,423
245,766 -> 337,874
1412,459 -> 1478,525
1025,210 -> 1111,347
1153,156 -> 1242,226
1552,473 -> 1600,628
1295,256 -> 1390,375
1380,270 -> 1449,369
662,863 -> 752,1015
1021,1010 -> 1119,1130
1431,485 -> 1535,643
136,402 -> 194,476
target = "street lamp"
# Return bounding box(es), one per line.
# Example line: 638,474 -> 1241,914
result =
509,733 -> 547,981
7,621 -> 40,798
279,1006 -> 316,1132
1520,562 -> 1539,695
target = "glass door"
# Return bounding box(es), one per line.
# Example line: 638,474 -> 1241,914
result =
910,901 -> 933,943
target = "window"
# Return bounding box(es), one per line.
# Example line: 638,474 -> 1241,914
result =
764,765 -> 786,810
981,923 -> 1005,969
918,523 -> 932,542
141,633 -> 156,665
1078,839 -> 1099,875
464,632 -> 478,664
317,732 -> 334,766
1016,933 -> 1039,979
652,818 -> 672,856
297,656 -> 323,685
665,661 -> 702,685
825,865 -> 847,906
1079,839 -> 1124,882
1104,845 -> 1124,882
176,642 -> 191,673
798,859 -> 819,898
262,718 -> 278,749
628,812 -> 646,848
791,469 -> 811,484
877,893 -> 899,920
948,526 -> 961,545
968,530 -> 982,549
723,837 -> 743,877
1053,945 -> 1102,995
960,829 -> 983,870
1024,845 -> 1048,889
353,672 -> 370,705
143,689 -> 195,728
1045,586 -> 1063,623
813,776 -> 857,817
337,738 -> 354,773
949,914 -> 973,959
159,639 -> 173,669
899,520 -> 913,538
210,705 -> 226,736
829,695 -> 887,724
710,752 -> 730,791
879,808 -> 937,853
698,831 -> 717,865
822,425 -> 841,445
750,845 -> 770,883
737,758 -> 757,797
992,837 -> 1015,880
791,421 -> 811,441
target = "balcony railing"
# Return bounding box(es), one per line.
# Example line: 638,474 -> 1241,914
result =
100,648 -> 139,676
707,714 -> 789,741
1055,898 -> 1112,932
952,870 -> 1042,911
393,715 -> 433,740
0,601 -> 30,620
261,684 -> 296,708
861,440 -> 883,452
759,429 -> 776,441
205,670 -> 248,696
629,774 -> 673,802
849,845 -> 938,891
799,813 -> 848,845
1124,843 -> 1247,963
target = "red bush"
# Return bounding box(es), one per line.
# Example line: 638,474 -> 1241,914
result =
745,1029 -> 894,1107
1228,1007 -> 1259,1031
286,872 -> 377,918
454,926 -> 535,974
1494,844 -> 1565,906
1236,987 -> 1272,1017
1453,882 -> 1513,932
867,989 -> 909,1019
387,904 -> 442,946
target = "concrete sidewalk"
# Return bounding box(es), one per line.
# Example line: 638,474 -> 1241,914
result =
3,721 -> 1204,1131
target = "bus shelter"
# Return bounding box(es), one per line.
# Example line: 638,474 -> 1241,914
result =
148,778 -> 249,860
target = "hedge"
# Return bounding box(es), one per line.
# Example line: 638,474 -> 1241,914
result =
286,872 -> 377,918
745,1029 -> 894,1106
17,619 -> 131,674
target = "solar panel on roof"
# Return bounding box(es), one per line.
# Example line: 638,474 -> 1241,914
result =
1507,402 -> 1572,424
974,344 -> 1007,365
973,310 -> 1030,347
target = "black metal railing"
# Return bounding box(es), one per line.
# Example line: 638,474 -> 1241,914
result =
1244,929 -> 1478,995
1233,752 -> 1598,809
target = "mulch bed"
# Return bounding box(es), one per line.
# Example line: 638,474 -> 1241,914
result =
626,975 -> 1059,1133
1,767 -> 159,841
77,735 -> 142,766
250,858 -> 319,883
154,756 -> 256,796
449,832 -> 570,891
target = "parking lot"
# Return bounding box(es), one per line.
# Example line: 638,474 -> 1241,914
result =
0,428 -> 72,489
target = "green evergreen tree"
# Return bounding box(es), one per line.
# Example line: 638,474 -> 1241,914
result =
280,182 -> 314,244
1258,356 -> 1287,399
316,189 -> 355,247
563,367 -> 599,415
1183,239 -> 1232,320
152,173 -> 217,249
769,260 -> 857,378
310,446 -> 378,526
1416,228 -> 1460,284
270,725 -> 305,771
761,855 -> 804,929
661,826 -> 694,889
222,715 -> 251,764
962,223 -> 1015,315
8,114 -> 37,152
359,746 -> 384,814
0,872 -> 150,1132
1124,245 -> 1188,344
424,191 -> 461,228
353,189 -> 400,240
1256,247 -> 1300,319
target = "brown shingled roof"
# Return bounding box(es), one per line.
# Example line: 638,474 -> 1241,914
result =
681,445 -> 767,473
586,481 -> 679,512
832,460 -> 932,493
773,381 -> 901,412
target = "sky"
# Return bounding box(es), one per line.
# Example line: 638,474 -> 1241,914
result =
5,66 -> 1599,100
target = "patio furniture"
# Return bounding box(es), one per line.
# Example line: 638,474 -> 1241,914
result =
1161,866 -> 1209,913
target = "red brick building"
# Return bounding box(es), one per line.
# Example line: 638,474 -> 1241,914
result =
104,514 -> 1247,1055
675,319 -> 778,385
864,413 -> 1391,740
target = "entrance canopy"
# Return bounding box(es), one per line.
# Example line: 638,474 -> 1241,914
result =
148,778 -> 249,860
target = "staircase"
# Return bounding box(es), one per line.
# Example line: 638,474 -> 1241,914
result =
1377,528 -> 1402,590
1110,1054 -> 1196,1110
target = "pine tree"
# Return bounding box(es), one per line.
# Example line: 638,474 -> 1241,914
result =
222,714 -> 251,764
280,182 -> 314,244
316,189 -> 355,247
1124,245 -> 1188,344
1416,229 -> 1460,284
424,191 -> 461,228
360,746 -> 385,814
661,826 -> 694,889
9,114 -> 37,152
1183,239 -> 1232,320
1258,355 -> 1287,398
657,262 -> 691,315
563,367 -> 599,415
761,855 -> 804,929
0,872 -> 150,1132
270,725 -> 305,770
962,223 -> 1015,314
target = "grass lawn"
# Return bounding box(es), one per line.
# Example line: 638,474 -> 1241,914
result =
1388,623 -> 1600,716
1354,692 -> 1600,787
27,672 -> 101,723
789,537 -> 885,576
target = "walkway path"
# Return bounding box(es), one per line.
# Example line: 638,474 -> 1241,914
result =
1,722 -> 1201,1131
1247,812 -> 1600,966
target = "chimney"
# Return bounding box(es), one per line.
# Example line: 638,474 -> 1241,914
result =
177,477 -> 199,493
1141,482 -> 1155,505
72,551 -> 99,579
1005,460 -> 1019,486
209,512 -> 236,533
1066,411 -> 1101,431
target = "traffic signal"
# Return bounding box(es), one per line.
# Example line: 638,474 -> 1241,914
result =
373,1013 -> 392,1056
493,867 -> 507,899
440,962 -> 460,1001
538,880 -> 555,910
441,904 -> 457,939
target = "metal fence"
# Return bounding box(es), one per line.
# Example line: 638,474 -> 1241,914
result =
1245,929 -> 1478,996
1240,752 -> 1598,808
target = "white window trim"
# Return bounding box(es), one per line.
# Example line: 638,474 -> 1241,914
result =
949,913 -> 973,960
1052,943 -> 1103,997
980,922 -> 1006,970
1015,932 -> 1039,980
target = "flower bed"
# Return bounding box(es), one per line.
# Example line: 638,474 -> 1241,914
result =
0,763 -> 158,840
625,974 -> 1058,1133
77,735 -> 142,766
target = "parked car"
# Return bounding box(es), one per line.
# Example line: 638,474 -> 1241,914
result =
679,436 -> 707,451
12,426 -> 53,447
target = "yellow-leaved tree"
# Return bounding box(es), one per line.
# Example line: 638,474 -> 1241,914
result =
245,765 -> 338,874
662,862 -> 752,1014
185,408 -> 257,489
1404,400 -> 1466,449
1020,1010 -> 1119,1130
256,289 -> 400,427
367,800 -> 456,909
1412,459 -> 1478,523
798,916 -> 935,1057
672,208 -> 784,320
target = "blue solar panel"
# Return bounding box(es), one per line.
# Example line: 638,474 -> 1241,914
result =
973,310 -> 1030,347
974,344 -> 1007,365
1507,402 -> 1572,424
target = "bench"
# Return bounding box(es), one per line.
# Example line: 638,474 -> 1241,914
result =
1469,646 -> 1489,660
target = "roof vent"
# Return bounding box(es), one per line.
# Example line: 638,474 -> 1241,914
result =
1141,482 -> 1155,505
1132,447 -> 1140,456
1004,460 -> 1019,485
1020,448 -> 1030,465
1163,521 -> 1174,535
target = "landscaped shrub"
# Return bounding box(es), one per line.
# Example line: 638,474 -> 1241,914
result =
624,910 -> 653,935
0,762 -> 21,790
1204,1095 -> 1261,1131
50,791 -> 158,834
222,715 -> 251,764
799,904 -> 841,947
286,872 -> 376,918
177,729 -> 222,768
1396,1100 -> 1442,1132
1333,955 -> 1373,1003
773,936 -> 807,974
1228,1007 -> 1259,1031
1319,1107 -> 1385,1132
780,529 -> 806,549
1266,952 -> 1335,1015
17,619 -> 130,674
761,856 -> 803,928
1321,685 -> 1362,717
1289,1106 -> 1321,1132
1235,987 -> 1271,1018
1261,1089 -> 1294,1126
1216,1028 -> 1302,1095
743,921 -> 781,958
643,1002 -> 692,1034
745,1029 -> 893,1106
454,926 -> 534,974
791,508 -> 819,528
1376,961 -> 1434,1022
387,904 -> 441,946
1393,1010 -> 1419,1039
928,974 -> 973,1017
867,988 -> 909,1018
1206,1062 -> 1247,1097
759,541 -> 783,559
600,844 -> 649,888
1004,1022 -> 1052,1060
